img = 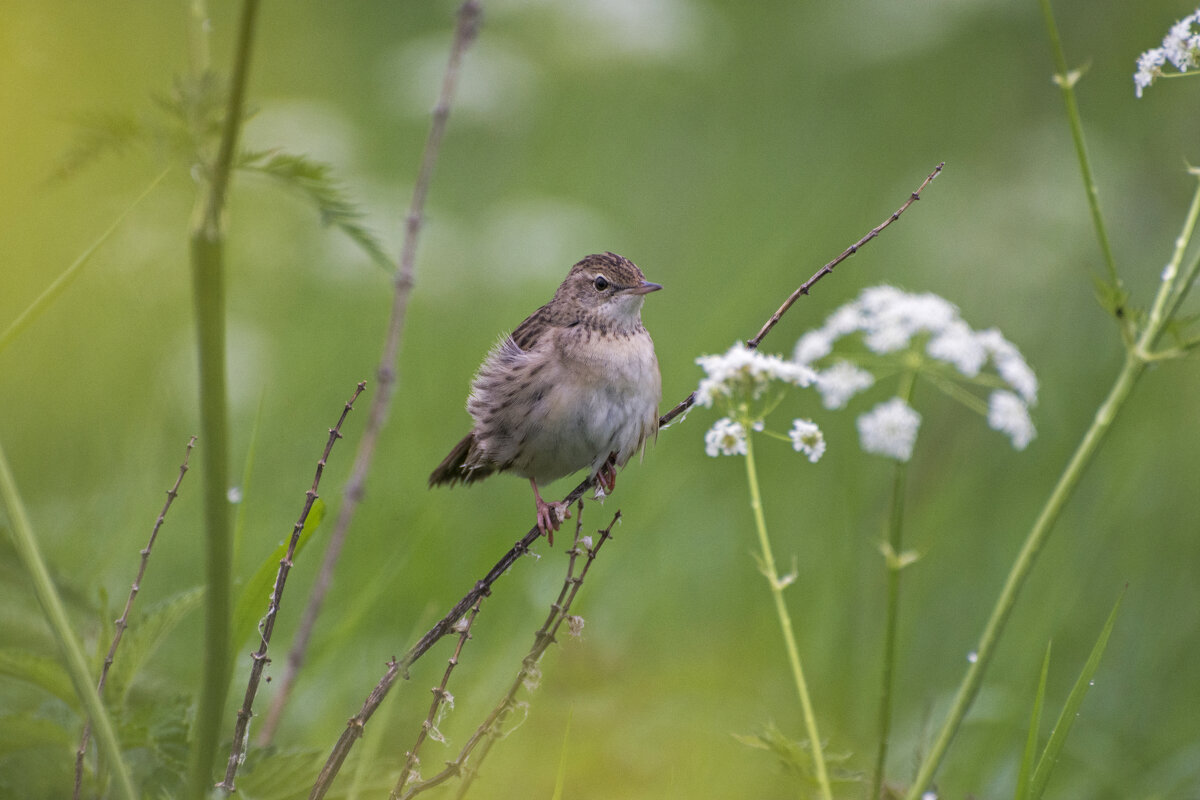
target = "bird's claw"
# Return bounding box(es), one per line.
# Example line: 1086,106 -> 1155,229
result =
535,499 -> 569,546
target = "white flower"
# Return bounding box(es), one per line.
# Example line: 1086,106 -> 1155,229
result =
704,417 -> 747,457
1135,9 -> 1200,97
815,360 -> 875,409
927,320 -> 987,377
1135,47 -> 1167,97
988,390 -> 1036,450
794,328 -> 834,365
857,398 -> 921,462
977,328 -> 1038,404
789,419 -> 826,463
695,342 -> 817,408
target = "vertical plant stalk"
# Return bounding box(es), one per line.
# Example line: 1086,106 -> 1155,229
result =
73,436 -> 197,799
1037,0 -> 1122,301
870,372 -> 917,800
217,382 -> 365,793
741,432 -> 832,800
0,438 -> 137,800
186,0 -> 262,796
258,0 -> 482,746
870,459 -> 908,800
903,178 -> 1200,800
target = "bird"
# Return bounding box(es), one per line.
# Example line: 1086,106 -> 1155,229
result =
429,252 -> 662,543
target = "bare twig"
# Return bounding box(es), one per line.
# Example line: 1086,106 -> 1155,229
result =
745,162 -> 943,350
405,505 -> 616,800
72,436 -> 197,800
308,163 -> 944,799
390,602 -> 483,799
258,0 -> 482,746
658,162 -> 944,432
217,382 -> 365,793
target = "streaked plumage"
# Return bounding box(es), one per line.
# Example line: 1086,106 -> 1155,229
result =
430,252 -> 662,540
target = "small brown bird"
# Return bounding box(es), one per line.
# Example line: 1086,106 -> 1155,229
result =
429,252 -> 662,542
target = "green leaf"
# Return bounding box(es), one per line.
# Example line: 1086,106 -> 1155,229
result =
1015,642 -> 1052,800
1029,590 -> 1125,799
239,150 -> 392,270
49,110 -> 145,181
232,498 -> 327,653
0,649 -> 78,709
0,713 -> 72,753
107,586 -> 205,706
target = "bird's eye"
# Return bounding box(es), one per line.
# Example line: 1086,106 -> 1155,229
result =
593,275 -> 610,291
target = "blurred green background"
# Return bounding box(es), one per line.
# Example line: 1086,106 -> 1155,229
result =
2,1 -> 1199,797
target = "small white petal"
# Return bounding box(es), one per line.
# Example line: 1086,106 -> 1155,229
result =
788,418 -> 827,463
857,398 -> 921,462
988,390 -> 1036,450
704,417 -> 747,457
815,360 -> 875,409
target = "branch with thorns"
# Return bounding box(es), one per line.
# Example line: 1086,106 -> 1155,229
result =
258,0 -> 482,747
72,435 -> 197,800
396,504 -> 618,800
217,381 -> 365,793
308,160 -> 943,799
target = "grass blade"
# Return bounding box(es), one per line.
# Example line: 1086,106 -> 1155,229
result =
1015,642 -> 1052,800
1029,590 -> 1125,799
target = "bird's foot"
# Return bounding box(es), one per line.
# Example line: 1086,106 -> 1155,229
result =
530,479 -> 568,546
596,455 -> 618,495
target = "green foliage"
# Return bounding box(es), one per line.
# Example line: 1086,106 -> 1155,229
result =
1027,592 -> 1124,799
106,586 -> 205,706
239,150 -> 392,270
1015,643 -> 1052,800
0,648 -> 77,709
733,723 -> 859,794
0,712 -> 71,753
231,497 -> 326,653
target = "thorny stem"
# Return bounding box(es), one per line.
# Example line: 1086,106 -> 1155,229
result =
217,383 -> 365,793
259,0 -> 482,747
391,603 -> 482,799
741,432 -> 832,800
402,506 -> 617,800
73,437 -> 196,800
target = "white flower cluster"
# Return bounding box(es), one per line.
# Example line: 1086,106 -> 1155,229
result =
695,343 -> 824,460
695,341 -> 816,409
1135,7 -> 1200,97
795,285 -> 1037,453
857,397 -> 921,462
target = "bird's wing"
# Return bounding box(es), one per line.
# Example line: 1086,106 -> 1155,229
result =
509,304 -> 554,352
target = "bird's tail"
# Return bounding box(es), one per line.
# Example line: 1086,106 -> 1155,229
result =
428,432 -> 494,487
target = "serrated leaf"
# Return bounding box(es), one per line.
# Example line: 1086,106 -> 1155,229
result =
238,150 -> 392,269
107,586 -> 205,706
0,713 -> 72,753
232,498 -> 326,653
1015,642 -> 1052,800
0,649 -> 78,709
49,110 -> 146,182
1029,590 -> 1124,799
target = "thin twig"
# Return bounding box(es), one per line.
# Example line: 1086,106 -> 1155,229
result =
308,163 -> 945,800
72,436 -> 197,799
660,162 -> 944,431
217,382 -> 365,793
258,0 -> 482,747
405,506 -> 617,800
390,602 -> 483,799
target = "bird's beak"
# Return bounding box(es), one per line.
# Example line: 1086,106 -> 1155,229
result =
627,280 -> 663,295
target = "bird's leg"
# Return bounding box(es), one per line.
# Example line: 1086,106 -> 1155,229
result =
530,478 -> 568,545
596,453 -> 618,495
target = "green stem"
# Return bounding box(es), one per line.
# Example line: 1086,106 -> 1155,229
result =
870,372 -> 916,800
185,0 -> 261,796
903,168 -> 1200,800
1037,0 -> 1123,305
742,433 -> 832,800
0,438 -> 138,800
